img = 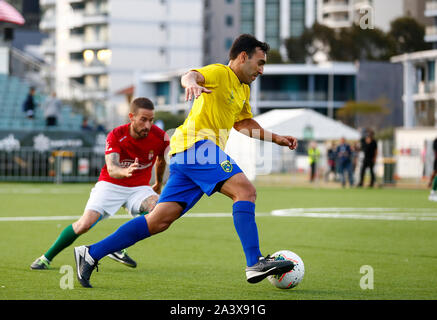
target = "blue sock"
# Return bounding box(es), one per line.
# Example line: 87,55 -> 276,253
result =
88,216 -> 150,261
232,201 -> 262,267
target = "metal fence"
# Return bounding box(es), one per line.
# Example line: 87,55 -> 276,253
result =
0,147 -> 105,183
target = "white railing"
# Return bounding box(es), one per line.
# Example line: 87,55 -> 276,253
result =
0,147 -> 104,183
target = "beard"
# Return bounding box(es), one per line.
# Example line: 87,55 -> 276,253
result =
133,126 -> 149,138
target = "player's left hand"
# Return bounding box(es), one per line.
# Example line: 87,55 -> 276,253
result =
275,135 -> 298,150
152,182 -> 162,194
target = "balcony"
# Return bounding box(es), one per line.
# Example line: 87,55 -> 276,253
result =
321,17 -> 352,29
425,0 -> 437,17
67,61 -> 108,78
322,1 -> 350,15
40,0 -> 56,7
69,11 -> 108,29
425,25 -> 437,43
83,14 -> 109,26
40,37 -> 55,55
260,91 -> 328,102
39,16 -> 56,31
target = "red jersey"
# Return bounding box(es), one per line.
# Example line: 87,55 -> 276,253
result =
99,123 -> 169,187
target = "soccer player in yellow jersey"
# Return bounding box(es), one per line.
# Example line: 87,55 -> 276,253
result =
74,34 -> 298,288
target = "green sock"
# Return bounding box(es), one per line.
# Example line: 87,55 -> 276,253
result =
433,176 -> 437,191
44,224 -> 79,262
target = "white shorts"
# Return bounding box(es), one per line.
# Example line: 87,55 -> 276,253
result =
84,181 -> 157,219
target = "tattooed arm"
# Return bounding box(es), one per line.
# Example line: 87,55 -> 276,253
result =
105,153 -> 139,179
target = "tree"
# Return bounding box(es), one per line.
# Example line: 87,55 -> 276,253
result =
284,17 -> 429,63
388,17 -> 431,55
285,23 -> 337,63
266,49 -> 284,64
337,98 -> 390,128
340,25 -> 396,61
284,36 -> 307,63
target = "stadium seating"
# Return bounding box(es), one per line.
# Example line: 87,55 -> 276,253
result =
0,73 -> 86,131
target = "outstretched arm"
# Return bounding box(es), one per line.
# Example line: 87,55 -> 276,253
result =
181,70 -> 212,101
233,118 -> 298,150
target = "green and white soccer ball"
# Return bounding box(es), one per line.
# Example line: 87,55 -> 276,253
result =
267,250 -> 305,289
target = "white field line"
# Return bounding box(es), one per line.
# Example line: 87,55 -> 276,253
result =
0,208 -> 436,222
0,213 -> 268,222
0,188 -> 87,194
271,208 -> 437,221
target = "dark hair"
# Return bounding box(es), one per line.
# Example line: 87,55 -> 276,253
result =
130,97 -> 154,113
229,34 -> 270,60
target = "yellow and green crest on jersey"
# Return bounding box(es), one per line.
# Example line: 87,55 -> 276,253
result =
220,160 -> 233,173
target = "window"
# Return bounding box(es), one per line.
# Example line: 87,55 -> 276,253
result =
241,0 -> 255,34
225,38 -> 233,50
265,0 -> 280,49
225,15 -> 234,27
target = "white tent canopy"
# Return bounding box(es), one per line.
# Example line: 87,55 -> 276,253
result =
225,108 -> 361,180
248,108 -> 360,141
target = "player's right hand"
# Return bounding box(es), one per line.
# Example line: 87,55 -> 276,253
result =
126,157 -> 139,177
185,85 -> 212,101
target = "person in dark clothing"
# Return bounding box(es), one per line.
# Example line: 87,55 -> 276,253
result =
429,137 -> 437,188
358,130 -> 377,188
325,142 -> 337,182
336,137 -> 354,187
23,87 -> 36,119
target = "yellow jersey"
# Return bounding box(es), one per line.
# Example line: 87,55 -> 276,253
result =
169,64 -> 253,155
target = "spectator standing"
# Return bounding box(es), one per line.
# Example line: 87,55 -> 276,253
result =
81,117 -> 93,131
336,137 -> 354,188
308,141 -> 320,182
43,92 -> 62,127
324,141 -> 337,182
23,87 -> 36,119
358,130 -> 377,188
429,137 -> 437,202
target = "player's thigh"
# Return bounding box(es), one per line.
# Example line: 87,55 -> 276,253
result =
145,201 -> 184,235
219,172 -> 256,202
157,163 -> 205,215
73,209 -> 102,234
85,181 -> 129,217
126,186 -> 159,216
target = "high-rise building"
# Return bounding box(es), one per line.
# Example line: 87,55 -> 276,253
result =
424,0 -> 437,47
235,0 -> 316,58
203,0 -> 316,65
39,0 -> 203,127
203,0 -> 240,65
317,0 -> 407,32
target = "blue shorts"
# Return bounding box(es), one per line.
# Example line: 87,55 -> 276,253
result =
157,140 -> 242,215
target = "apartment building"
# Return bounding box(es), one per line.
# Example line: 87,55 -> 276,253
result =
39,0 -> 203,127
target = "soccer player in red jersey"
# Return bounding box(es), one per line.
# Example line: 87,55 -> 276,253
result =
31,97 -> 169,269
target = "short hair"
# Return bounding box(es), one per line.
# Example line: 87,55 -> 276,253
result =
130,97 -> 154,113
229,34 -> 270,60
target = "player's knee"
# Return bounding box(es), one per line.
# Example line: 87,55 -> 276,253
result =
72,220 -> 91,235
237,184 -> 257,202
140,195 -> 158,213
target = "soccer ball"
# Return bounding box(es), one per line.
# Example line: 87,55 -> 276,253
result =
267,250 -> 304,289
